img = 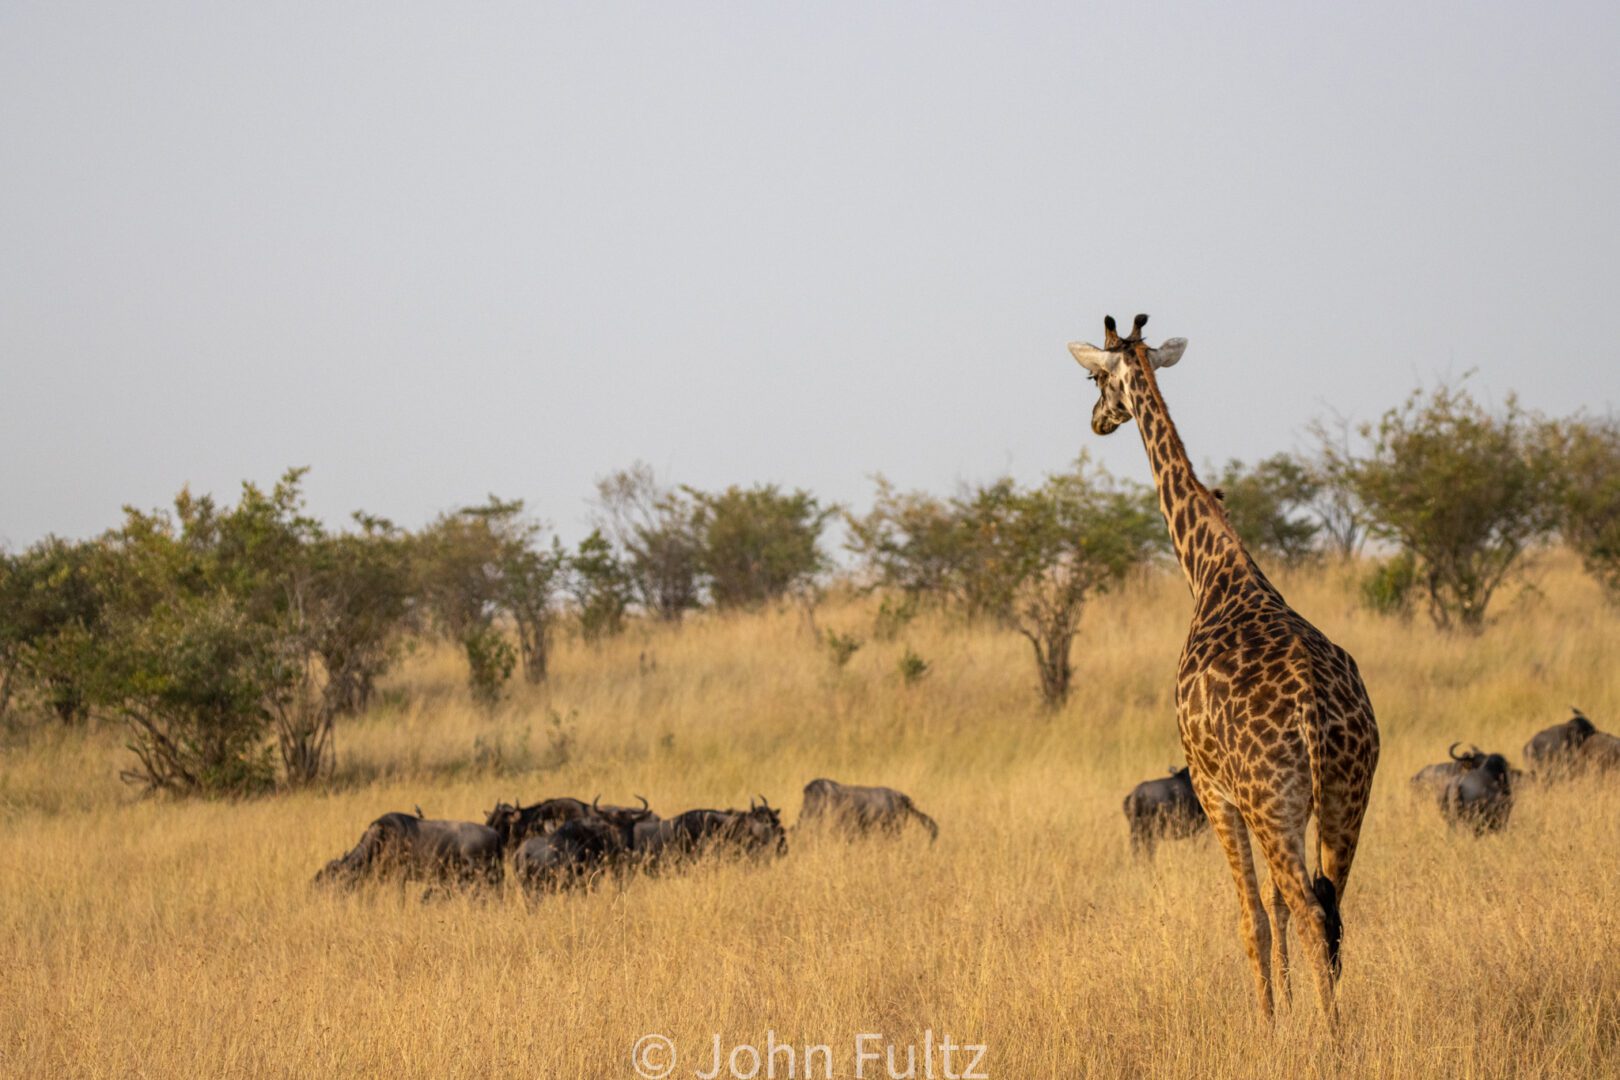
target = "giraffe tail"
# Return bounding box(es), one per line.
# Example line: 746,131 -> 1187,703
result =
1297,689 -> 1344,977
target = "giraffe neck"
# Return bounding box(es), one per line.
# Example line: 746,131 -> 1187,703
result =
1122,348 -> 1277,603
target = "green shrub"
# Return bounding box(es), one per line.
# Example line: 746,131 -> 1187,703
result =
822,630 -> 863,668
1349,381 -> 1560,631
1360,552 -> 1418,617
461,626 -> 516,711
688,484 -> 833,609
898,647 -> 931,686
571,529 -> 633,642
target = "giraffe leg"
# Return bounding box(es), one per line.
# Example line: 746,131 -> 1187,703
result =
1205,799 -> 1274,1017
1268,880 -> 1292,1007
1254,831 -> 1339,1029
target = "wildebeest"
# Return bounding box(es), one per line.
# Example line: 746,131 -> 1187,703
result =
314,812 -> 504,887
1122,766 -> 1208,857
1573,731 -> 1620,776
504,796 -> 658,892
513,816 -> 627,891
797,778 -> 939,843
1523,707 -> 1599,779
631,798 -> 788,867
1410,743 -> 1489,800
1439,753 -> 1515,835
484,796 -> 594,846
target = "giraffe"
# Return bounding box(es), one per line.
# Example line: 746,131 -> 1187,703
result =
1068,314 -> 1379,1024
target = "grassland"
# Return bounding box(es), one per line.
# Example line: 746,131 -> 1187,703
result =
2,555 -> 1617,1078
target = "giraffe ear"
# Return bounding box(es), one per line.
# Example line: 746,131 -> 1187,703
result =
1149,338 -> 1187,369
1068,342 -> 1113,376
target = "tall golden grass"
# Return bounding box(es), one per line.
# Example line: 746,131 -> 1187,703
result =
2,554 -> 1617,1078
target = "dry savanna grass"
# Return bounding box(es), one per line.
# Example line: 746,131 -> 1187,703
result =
2,554 -> 1618,1078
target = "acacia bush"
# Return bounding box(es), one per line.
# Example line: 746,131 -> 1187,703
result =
850,458 -> 1164,706
1212,454 -> 1320,567
1349,382 -> 1560,631
571,529 -> 633,642
595,463 -> 703,622
962,462 -> 1164,706
417,497 -> 564,701
1304,413 -> 1374,559
688,484 -> 833,610
1553,416 -> 1620,601
0,470 -> 423,793
0,538 -> 106,724
95,473 -> 317,795
302,516 -> 416,718
845,478 -> 970,605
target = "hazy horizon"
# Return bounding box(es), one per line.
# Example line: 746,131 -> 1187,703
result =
5,1 -> 1618,549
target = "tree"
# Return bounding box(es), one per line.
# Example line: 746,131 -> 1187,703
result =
1550,415 -> 1620,601
0,538 -> 107,724
1350,381 -> 1560,631
594,463 -> 702,622
844,477 -> 970,604
570,529 -> 633,643
96,471 -> 321,795
687,484 -> 834,610
66,469 -> 427,790
417,497 -> 564,701
112,592 -> 282,795
953,459 -> 1165,706
300,515 -> 416,718
1304,413 -> 1373,560
267,514 -> 418,784
1212,454 -> 1321,567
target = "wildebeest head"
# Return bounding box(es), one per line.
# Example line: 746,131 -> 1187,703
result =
484,799 -> 529,846
312,855 -> 353,886
485,796 -> 593,846
592,794 -> 658,844
485,800 -> 517,828
1443,753 -> 1516,836
744,796 -> 789,856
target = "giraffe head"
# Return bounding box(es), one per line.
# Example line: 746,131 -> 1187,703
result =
1067,314 -> 1188,435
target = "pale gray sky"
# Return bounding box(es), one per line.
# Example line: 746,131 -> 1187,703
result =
4,1 -> 1618,548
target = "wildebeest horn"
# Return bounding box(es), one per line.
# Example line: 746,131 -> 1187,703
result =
1447,742 -> 1464,761
758,794 -> 770,810
635,794 -> 649,811
749,797 -> 757,811
592,795 -> 602,812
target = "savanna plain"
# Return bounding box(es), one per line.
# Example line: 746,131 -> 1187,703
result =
2,556 -> 1617,1079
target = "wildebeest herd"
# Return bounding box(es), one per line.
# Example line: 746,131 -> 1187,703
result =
314,707 -> 1611,892
314,777 -> 938,894
1123,707 -> 1617,852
